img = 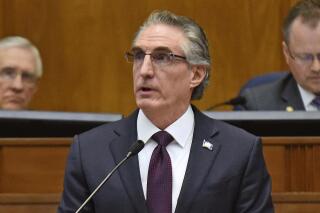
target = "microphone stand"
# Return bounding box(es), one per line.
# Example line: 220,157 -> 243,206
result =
206,102 -> 227,111
75,140 -> 144,213
76,156 -> 129,213
206,96 -> 246,111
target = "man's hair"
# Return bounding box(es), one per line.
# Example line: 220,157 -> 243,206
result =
133,10 -> 211,100
0,36 -> 43,78
283,0 -> 320,44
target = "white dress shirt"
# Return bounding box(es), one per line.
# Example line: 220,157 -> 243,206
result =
137,105 -> 194,213
297,84 -> 319,111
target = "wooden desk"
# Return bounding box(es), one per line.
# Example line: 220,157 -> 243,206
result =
1,137 -> 320,212
1,111 -> 320,212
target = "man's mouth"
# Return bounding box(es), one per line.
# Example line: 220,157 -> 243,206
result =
136,86 -> 156,96
4,96 -> 24,104
141,87 -> 152,92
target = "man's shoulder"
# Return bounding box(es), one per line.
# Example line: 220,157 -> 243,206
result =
76,110 -> 138,143
243,75 -> 287,96
194,111 -> 260,160
212,116 -> 258,142
241,73 -> 297,110
195,108 -> 258,142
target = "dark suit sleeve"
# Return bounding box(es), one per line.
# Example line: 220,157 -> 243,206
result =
57,135 -> 94,213
235,138 -> 274,213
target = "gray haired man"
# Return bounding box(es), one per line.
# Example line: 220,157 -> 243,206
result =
0,36 -> 42,110
59,10 -> 273,213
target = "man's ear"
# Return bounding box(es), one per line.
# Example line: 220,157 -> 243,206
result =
282,41 -> 290,64
190,65 -> 206,89
30,84 -> 38,98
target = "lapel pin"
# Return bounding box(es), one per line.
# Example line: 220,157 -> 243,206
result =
202,139 -> 213,151
286,106 -> 294,112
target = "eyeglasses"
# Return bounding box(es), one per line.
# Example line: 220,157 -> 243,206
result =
124,49 -> 187,68
0,67 -> 37,85
287,47 -> 320,67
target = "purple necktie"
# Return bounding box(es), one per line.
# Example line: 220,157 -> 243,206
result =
312,96 -> 320,110
147,131 -> 174,213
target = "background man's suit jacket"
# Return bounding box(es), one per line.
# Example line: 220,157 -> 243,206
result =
239,73 -> 305,111
58,107 -> 274,213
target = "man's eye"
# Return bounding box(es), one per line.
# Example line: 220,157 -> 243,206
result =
297,54 -> 313,61
1,67 -> 16,76
22,73 -> 36,81
134,52 -> 145,60
153,52 -> 170,61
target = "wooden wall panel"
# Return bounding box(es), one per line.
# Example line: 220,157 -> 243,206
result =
0,138 -> 71,193
0,1 -> 3,35
0,0 -> 301,114
0,193 -> 59,213
273,192 -> 320,213
262,137 -> 320,192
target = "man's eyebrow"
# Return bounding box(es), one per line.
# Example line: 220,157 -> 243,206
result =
152,47 -> 171,52
0,66 -> 17,71
130,46 -> 172,52
130,47 -> 143,52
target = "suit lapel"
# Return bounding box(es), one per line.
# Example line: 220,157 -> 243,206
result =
109,110 -> 148,213
175,108 -> 221,213
281,74 -> 305,110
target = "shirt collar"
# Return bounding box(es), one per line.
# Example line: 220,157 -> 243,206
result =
137,105 -> 194,148
297,84 -> 316,107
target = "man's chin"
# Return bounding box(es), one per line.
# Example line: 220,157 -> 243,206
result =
306,85 -> 320,95
1,102 -> 26,110
136,99 -> 160,111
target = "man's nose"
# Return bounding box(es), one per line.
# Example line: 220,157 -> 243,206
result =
139,55 -> 155,77
310,54 -> 320,72
11,74 -> 24,90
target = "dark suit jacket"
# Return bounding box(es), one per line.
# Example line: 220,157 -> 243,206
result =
239,73 -> 305,111
58,107 -> 274,213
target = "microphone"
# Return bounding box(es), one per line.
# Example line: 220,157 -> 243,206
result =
206,96 -> 246,111
75,140 -> 145,213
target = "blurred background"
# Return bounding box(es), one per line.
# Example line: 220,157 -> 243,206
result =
0,0 -> 299,115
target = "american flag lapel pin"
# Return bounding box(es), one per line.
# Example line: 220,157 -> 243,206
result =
202,139 -> 214,151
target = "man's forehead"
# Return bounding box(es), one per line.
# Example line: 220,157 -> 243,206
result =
133,24 -> 186,52
0,47 -> 36,71
0,47 -> 34,59
288,17 -> 320,48
290,17 -> 320,38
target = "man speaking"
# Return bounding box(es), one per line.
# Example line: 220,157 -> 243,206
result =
58,10 -> 274,213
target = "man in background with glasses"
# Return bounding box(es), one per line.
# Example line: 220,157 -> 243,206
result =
0,36 -> 42,110
59,10 -> 273,213
239,0 -> 320,111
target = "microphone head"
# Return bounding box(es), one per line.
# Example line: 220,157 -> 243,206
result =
206,96 -> 247,110
127,140 -> 145,157
227,96 -> 246,105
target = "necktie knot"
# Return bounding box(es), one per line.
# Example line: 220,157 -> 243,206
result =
312,96 -> 320,109
152,131 -> 174,147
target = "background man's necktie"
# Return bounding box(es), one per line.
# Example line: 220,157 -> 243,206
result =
312,96 -> 320,110
147,131 -> 174,213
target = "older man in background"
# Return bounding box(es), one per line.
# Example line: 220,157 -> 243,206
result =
0,36 -> 42,110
